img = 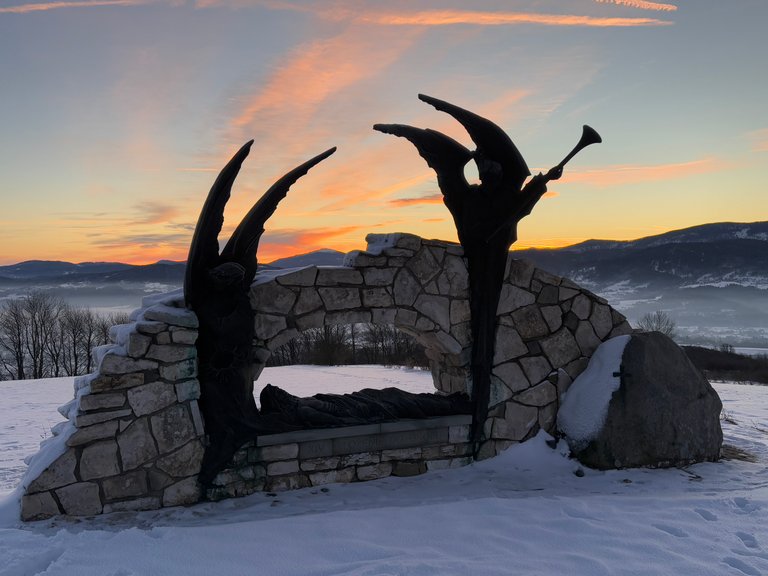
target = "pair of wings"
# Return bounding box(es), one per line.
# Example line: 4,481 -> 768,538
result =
184,142 -> 336,306
185,94 -> 530,305
374,94 -> 531,198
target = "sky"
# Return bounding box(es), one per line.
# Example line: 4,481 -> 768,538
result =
1,0 -> 766,265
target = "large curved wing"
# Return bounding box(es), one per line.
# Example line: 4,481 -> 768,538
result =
184,140 -> 253,307
220,147 -> 337,285
373,123 -> 471,213
418,94 -> 530,190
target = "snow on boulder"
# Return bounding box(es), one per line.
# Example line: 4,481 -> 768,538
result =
559,332 -> 722,469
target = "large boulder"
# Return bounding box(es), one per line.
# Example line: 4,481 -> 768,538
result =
559,331 -> 722,469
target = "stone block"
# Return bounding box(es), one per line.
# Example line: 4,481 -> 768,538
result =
156,439 -> 204,477
450,300 -> 470,325
128,381 -> 177,417
559,287 -> 579,301
381,447 -> 422,461
170,328 -> 198,345
146,344 -> 196,363
67,420 -> 119,447
489,376 -> 514,406
340,452 -> 380,467
309,468 -> 356,486
267,460 -> 299,476
493,325 -> 527,364
492,403 -> 538,441
90,373 -> 144,393
589,303 -> 613,339
393,269 -> 421,306
491,361 -> 529,393
519,356 -> 552,385
448,424 -> 471,444
253,314 -> 287,340
571,294 -> 592,320
151,404 -> 196,453
175,379 -> 200,402
300,456 -> 341,471
497,285 -> 536,314
27,450 -> 77,493
414,294 -> 450,332
415,316 -> 435,331
293,288 -> 324,315
538,402 -> 558,433
540,328 -> 581,368
372,308 -> 396,324
55,482 -> 102,516
75,408 -> 133,428
268,328 -> 299,351
326,310 -> 371,325
258,443 -> 299,461
163,477 -> 201,507
102,470 -> 148,501
442,255 -> 468,297
511,305 -> 550,339
250,282 -> 297,314
21,491 -> 60,520
80,440 -> 120,480
541,306 -> 563,332
299,439 -> 333,459
136,321 -> 166,335
318,287 -> 361,310
103,497 -> 162,513
154,331 -> 171,346
357,462 -> 393,481
144,304 -> 198,328
575,321 -> 601,356
160,358 -> 197,381
317,268 -> 363,286
79,392 -> 126,412
266,474 -> 311,492
296,309 -> 325,331
406,247 -> 439,285
275,266 -> 318,286
100,353 -> 158,375
537,285 -> 559,305
363,267 -> 397,286
126,333 -> 152,358
391,461 -> 427,477
395,308 -> 418,327
362,287 -> 393,307
515,382 -> 557,407
505,258 -> 535,289
610,321 -> 633,338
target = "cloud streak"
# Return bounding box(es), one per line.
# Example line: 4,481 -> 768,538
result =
352,9 -> 672,28
565,157 -> 731,188
593,0 -> 677,12
389,194 -> 443,207
0,0 -> 147,14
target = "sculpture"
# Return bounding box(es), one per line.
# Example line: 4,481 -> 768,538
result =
185,141 -> 337,482
375,94 -> 601,447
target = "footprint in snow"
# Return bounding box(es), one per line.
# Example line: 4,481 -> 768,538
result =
694,508 -> 718,521
652,524 -> 689,538
722,556 -> 762,576
736,532 -> 760,549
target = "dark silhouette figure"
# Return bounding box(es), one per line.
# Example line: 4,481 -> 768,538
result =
185,141 -> 336,483
375,94 -> 601,447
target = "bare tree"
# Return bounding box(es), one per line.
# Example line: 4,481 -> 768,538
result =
638,310 -> 677,339
0,299 -> 27,380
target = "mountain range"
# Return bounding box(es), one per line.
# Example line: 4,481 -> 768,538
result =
1,221 -> 766,345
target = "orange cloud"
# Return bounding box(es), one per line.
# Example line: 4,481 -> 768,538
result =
389,194 -> 443,207
259,225 -> 370,261
0,0 -> 147,13
564,157 -> 731,188
593,0 -> 677,12
353,10 -> 671,28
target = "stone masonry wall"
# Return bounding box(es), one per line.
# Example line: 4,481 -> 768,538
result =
21,232 -> 632,520
20,295 -> 205,520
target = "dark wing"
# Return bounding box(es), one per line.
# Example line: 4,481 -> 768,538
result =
373,123 -> 471,213
418,94 -> 530,190
184,140 -> 253,307
220,147 -> 336,285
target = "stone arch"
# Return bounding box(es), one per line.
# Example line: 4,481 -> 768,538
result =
248,234 -> 474,398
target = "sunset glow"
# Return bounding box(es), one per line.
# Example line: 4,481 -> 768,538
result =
1,0 -> 766,265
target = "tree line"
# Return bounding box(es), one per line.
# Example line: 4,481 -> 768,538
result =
268,324 -> 428,369
0,291 -> 129,381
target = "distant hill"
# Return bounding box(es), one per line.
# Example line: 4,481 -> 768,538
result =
1,222 -> 766,345
266,249 -> 346,269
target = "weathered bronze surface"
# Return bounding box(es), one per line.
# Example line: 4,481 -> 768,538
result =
375,94 -> 601,448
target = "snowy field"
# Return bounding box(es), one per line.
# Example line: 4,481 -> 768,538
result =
0,367 -> 767,576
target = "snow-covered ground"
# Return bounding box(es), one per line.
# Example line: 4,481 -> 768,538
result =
1,367 -> 767,576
